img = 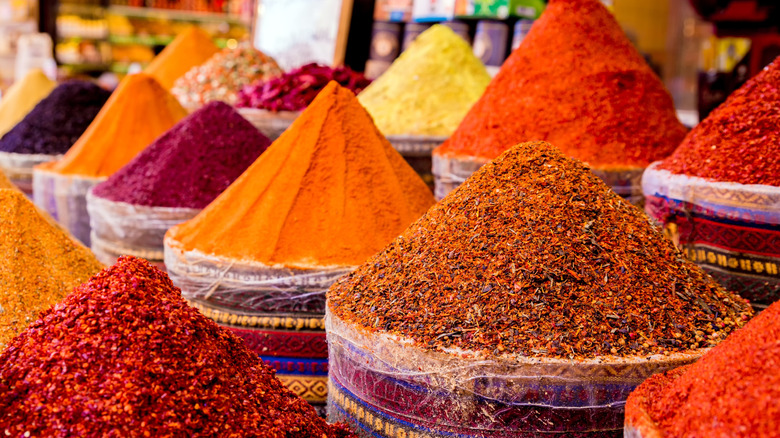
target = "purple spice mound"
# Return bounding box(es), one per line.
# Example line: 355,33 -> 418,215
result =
0,80 -> 110,155
92,101 -> 271,209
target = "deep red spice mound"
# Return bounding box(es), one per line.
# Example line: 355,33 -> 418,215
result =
627,300 -> 780,437
659,57 -> 780,186
434,0 -> 686,168
329,142 -> 751,360
0,256 -> 353,438
91,101 -> 270,208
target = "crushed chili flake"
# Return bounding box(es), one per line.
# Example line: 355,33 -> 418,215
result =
0,256 -> 354,437
658,56 -> 780,186
627,300 -> 780,437
328,142 -> 753,360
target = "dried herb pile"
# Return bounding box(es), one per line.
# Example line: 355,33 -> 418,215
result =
0,81 -> 110,155
329,142 -> 752,360
92,101 -> 270,208
434,0 -> 686,168
627,300 -> 780,437
0,256 -> 354,437
0,189 -> 102,349
659,57 -> 780,186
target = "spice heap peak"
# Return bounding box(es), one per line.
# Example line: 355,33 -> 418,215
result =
41,74 -> 187,178
0,256 -> 354,437
659,56 -> 780,186
627,300 -> 780,437
329,142 -> 752,360
166,81 -> 435,270
0,189 -> 102,348
434,0 -> 686,168
92,101 -> 271,208
0,68 -> 56,137
145,27 -> 219,90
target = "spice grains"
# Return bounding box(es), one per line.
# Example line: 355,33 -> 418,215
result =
329,142 -> 752,360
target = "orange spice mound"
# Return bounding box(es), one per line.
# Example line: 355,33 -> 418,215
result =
434,0 -> 686,169
40,74 -> 187,178
166,81 -> 435,269
145,27 -> 219,90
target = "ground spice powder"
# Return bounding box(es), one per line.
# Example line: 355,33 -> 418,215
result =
39,73 -> 187,178
166,81 -> 435,269
92,101 -> 270,208
0,69 -> 56,137
0,80 -> 110,155
0,256 -> 353,437
434,0 -> 686,168
0,189 -> 102,349
358,24 -> 490,137
659,57 -> 780,186
144,27 -> 219,90
627,300 -> 780,437
329,141 -> 752,360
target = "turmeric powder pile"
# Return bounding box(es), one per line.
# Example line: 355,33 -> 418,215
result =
144,27 -> 219,90
0,69 -> 56,137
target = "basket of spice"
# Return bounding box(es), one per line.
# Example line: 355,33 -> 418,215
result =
625,300 -> 780,437
0,81 -> 109,195
164,82 -> 435,412
358,25 -> 490,189
33,74 -> 186,246
643,57 -> 780,310
431,0 -> 686,204
86,101 -> 270,268
236,62 -> 370,141
326,141 -> 753,437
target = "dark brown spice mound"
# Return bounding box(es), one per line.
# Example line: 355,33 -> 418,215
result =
328,141 -> 753,360
0,256 -> 353,438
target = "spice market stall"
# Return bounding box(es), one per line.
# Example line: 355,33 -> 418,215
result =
327,141 -> 752,437
164,82 -> 435,412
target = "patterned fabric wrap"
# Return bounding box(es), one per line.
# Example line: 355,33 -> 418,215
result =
642,163 -> 780,308
325,309 -> 702,437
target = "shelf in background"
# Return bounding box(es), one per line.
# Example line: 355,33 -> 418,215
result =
107,5 -> 247,25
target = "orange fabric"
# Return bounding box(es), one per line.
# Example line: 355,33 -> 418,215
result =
42,74 -> 187,178
145,27 -> 219,90
167,81 -> 435,269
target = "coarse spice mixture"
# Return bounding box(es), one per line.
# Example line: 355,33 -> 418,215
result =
434,0 -> 686,168
0,189 -> 102,349
145,27 -> 219,90
627,300 -> 780,437
328,142 -> 753,360
0,256 -> 354,437
0,81 -> 111,155
166,82 -> 435,270
659,56 -> 780,186
92,101 -> 270,208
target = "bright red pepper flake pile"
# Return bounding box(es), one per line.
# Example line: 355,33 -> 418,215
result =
658,57 -> 780,186
329,142 -> 752,360
627,300 -> 780,437
434,0 -> 686,169
0,256 -> 353,437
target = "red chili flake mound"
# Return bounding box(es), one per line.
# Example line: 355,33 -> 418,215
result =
91,101 -> 271,208
627,300 -> 780,437
237,63 -> 370,112
434,0 -> 686,169
658,57 -> 780,186
0,256 -> 354,438
328,141 -> 752,360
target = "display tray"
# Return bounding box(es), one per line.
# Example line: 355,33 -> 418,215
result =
237,108 -> 300,141
0,151 -> 60,195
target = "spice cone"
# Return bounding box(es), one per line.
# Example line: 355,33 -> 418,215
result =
0,189 -> 102,349
434,0 -> 686,169
166,81 -> 435,270
144,27 -> 219,90
0,69 -> 56,137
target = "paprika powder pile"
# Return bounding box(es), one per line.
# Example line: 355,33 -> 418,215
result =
87,101 -> 271,266
326,141 -> 751,437
0,256 -> 354,437
164,81 -> 434,409
432,0 -> 686,201
144,27 -> 219,90
625,300 -> 780,437
32,73 -> 187,245
0,69 -> 55,137
0,189 -> 102,349
643,57 -> 780,307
